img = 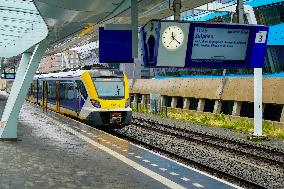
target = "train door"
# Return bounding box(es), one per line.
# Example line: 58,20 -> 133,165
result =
42,81 -> 48,108
37,80 -> 42,106
75,81 -> 80,116
56,81 -> 60,112
36,80 -> 39,105
31,80 -> 37,103
76,80 -> 88,116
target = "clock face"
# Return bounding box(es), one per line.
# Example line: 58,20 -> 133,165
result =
162,25 -> 184,50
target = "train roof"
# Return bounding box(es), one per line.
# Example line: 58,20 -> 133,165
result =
35,70 -> 85,79
35,69 -> 124,80
88,69 -> 124,78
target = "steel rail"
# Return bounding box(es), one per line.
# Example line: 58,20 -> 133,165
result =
111,124 -> 266,189
132,117 -> 284,166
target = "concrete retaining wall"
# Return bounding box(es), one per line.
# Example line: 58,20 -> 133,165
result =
129,78 -> 284,104
129,78 -> 284,123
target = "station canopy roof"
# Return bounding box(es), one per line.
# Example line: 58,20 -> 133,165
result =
0,0 -> 48,58
0,0 -> 212,58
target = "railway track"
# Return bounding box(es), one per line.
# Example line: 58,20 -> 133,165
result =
111,117 -> 284,189
131,117 -> 284,165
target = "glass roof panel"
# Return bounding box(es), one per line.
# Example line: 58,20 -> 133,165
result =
0,0 -> 48,58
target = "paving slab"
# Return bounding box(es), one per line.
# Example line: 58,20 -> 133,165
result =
0,93 -> 240,189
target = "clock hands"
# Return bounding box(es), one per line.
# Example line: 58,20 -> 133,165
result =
174,38 -> 180,44
170,32 -> 181,44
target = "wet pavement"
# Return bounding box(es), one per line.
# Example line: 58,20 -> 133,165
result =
0,93 -> 240,189
0,99 -> 166,189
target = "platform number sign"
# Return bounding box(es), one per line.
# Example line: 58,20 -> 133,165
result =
255,31 -> 267,44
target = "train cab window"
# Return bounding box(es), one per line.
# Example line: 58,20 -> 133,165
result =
92,78 -> 125,99
76,81 -> 88,99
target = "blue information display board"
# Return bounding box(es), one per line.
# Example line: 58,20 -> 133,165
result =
141,20 -> 269,68
99,27 -> 133,63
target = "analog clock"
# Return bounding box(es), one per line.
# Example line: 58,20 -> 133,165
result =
162,25 -> 184,50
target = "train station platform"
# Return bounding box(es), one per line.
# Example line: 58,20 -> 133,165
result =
0,91 -> 240,189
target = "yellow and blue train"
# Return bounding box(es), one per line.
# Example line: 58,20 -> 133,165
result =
27,69 -> 132,126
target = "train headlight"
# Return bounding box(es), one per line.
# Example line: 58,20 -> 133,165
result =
90,99 -> 101,108
125,99 -> 130,108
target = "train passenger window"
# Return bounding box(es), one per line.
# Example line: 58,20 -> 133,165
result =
59,81 -> 77,100
34,80 -> 38,96
38,81 -> 43,95
59,81 -> 78,111
67,85 -> 74,100
47,81 -> 56,100
76,81 -> 88,99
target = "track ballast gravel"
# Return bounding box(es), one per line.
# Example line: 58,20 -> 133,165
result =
113,112 -> 284,189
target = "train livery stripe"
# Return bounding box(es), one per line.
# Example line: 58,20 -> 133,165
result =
81,71 -> 98,100
124,74 -> 129,100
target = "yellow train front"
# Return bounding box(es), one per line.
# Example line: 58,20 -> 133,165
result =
28,69 -> 132,126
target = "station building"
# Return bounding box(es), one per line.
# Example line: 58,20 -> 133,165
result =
38,50 -> 80,73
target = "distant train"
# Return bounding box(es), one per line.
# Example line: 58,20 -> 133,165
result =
27,69 -> 132,126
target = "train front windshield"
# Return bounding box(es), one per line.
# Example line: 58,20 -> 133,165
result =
93,78 -> 125,99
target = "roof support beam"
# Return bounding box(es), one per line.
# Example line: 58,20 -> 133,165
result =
237,0 -> 245,24
173,0 -> 182,21
105,0 -> 138,59
131,0 -> 138,58
0,40 -> 48,140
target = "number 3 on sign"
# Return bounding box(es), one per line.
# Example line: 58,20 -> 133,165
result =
255,31 -> 267,44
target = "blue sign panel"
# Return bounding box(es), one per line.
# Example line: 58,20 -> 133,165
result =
141,20 -> 269,68
186,23 -> 268,68
99,27 -> 133,63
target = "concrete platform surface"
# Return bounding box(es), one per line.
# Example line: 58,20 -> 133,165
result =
0,96 -> 240,189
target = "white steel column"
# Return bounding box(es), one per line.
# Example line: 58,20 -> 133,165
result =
0,41 -> 47,139
236,0 -> 245,24
245,5 -> 264,137
253,68 -> 263,136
